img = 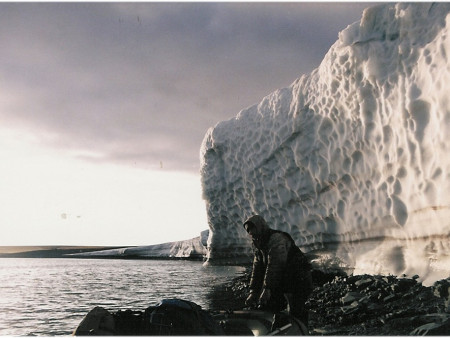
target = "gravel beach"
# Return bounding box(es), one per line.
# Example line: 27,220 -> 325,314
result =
207,268 -> 450,335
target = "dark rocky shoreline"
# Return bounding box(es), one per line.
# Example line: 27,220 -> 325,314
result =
207,268 -> 450,335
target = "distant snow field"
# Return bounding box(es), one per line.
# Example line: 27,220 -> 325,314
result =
200,3 -> 450,285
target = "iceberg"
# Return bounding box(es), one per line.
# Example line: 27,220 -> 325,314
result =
200,3 -> 450,285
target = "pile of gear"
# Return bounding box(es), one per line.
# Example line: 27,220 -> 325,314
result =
73,298 -> 308,336
74,299 -> 224,336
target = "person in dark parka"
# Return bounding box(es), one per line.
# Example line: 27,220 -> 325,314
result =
243,215 -> 313,325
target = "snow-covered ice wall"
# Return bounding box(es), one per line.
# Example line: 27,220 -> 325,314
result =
200,3 -> 450,284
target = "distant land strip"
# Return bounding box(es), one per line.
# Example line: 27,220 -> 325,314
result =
0,246 -> 131,258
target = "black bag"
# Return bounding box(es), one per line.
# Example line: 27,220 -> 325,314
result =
114,309 -> 144,335
143,299 -> 224,335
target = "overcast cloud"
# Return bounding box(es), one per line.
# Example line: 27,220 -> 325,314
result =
0,2 -> 376,172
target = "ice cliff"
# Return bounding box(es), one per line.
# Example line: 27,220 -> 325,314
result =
200,3 -> 450,285
67,230 -> 208,259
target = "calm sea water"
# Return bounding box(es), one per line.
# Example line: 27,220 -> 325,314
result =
0,258 -> 246,336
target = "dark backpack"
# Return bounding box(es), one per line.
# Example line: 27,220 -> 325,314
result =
114,309 -> 144,335
143,299 -> 224,335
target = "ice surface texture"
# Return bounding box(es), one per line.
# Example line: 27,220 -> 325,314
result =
200,3 -> 450,282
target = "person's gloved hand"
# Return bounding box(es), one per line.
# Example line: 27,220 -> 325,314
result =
258,288 -> 271,307
245,290 -> 259,307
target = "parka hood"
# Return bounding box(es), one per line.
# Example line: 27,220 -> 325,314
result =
243,215 -> 270,235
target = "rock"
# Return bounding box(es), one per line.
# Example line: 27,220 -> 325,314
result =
346,275 -> 362,284
212,270 -> 450,336
341,301 -> 360,315
410,318 -> 450,335
383,294 -> 398,303
355,278 -> 374,290
396,278 -> 417,292
433,280 -> 450,298
341,292 -> 364,305
366,302 -> 383,312
433,279 -> 450,312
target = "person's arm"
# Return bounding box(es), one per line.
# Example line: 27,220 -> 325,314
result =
249,250 -> 264,291
262,233 -> 290,290
246,251 -> 265,306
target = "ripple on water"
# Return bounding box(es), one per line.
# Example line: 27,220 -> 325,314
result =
0,258 -> 245,336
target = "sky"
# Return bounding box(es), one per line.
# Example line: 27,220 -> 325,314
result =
0,2 -> 377,247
